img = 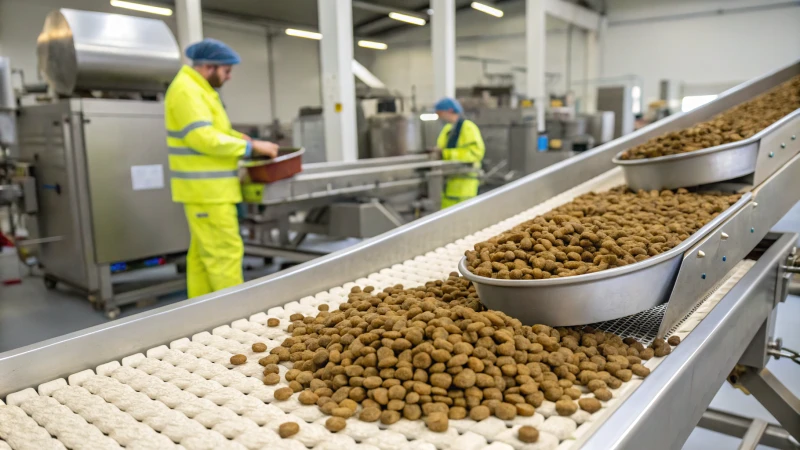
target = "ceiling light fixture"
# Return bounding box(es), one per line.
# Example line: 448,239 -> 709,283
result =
388,12 -> 427,26
110,0 -> 173,16
420,113 -> 439,121
358,40 -> 388,50
285,28 -> 322,40
471,2 -> 504,17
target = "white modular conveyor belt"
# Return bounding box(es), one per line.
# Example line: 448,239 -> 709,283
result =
0,168 -> 766,450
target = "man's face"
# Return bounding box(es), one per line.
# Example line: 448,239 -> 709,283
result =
436,110 -> 458,123
206,65 -> 233,88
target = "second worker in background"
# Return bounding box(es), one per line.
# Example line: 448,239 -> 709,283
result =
164,38 -> 280,298
434,97 -> 486,208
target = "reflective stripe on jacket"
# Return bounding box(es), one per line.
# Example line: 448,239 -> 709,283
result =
164,65 -> 251,204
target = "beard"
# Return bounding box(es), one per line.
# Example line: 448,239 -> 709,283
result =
208,70 -> 223,88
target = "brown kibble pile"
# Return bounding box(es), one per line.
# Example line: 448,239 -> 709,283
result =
261,275 -> 674,433
466,187 -> 740,279
620,75 -> 800,160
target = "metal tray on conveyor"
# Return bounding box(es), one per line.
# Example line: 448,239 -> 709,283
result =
459,192 -> 751,326
612,108 -> 800,192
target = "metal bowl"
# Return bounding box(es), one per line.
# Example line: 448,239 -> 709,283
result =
613,109 -> 800,191
458,193 -> 751,326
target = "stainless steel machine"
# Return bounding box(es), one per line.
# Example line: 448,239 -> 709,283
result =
241,154 -> 474,263
13,9 -> 186,318
1,62 -> 798,450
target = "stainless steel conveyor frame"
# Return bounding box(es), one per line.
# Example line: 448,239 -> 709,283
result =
1,61 -> 799,449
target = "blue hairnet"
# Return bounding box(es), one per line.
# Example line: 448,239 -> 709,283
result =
185,38 -> 241,65
434,97 -> 463,114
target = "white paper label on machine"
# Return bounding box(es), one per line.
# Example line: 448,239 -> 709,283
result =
130,164 -> 164,191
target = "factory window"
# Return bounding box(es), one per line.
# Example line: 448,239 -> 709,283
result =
681,95 -> 718,112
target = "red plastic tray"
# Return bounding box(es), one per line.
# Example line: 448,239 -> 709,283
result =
244,147 -> 304,183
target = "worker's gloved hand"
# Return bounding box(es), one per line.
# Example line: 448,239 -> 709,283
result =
252,140 -> 280,158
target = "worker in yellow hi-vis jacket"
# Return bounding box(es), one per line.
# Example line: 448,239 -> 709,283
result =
165,38 -> 279,298
435,97 -> 485,208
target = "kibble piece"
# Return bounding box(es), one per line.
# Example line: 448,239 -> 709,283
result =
470,405 -> 491,421
448,406 -> 467,420
278,422 -> 299,438
544,386 -> 563,402
516,403 -> 535,416
360,407 -> 381,422
230,354 -> 247,365
264,373 -> 280,385
252,343 -> 267,353
564,387 -> 581,400
578,397 -> 602,413
518,426 -> 540,443
332,407 -> 353,419
275,387 -> 294,401
615,369 -> 633,382
631,364 -> 650,378
667,335 -> 681,346
340,399 -> 358,412
427,412 -> 449,432
298,390 -> 318,405
594,388 -> 613,402
259,355 -> 278,366
403,404 -> 422,420
380,410 -> 401,425
640,348 -> 655,360
495,402 -> 517,420
318,304 -> 330,312
654,345 -> 671,357
555,399 -> 578,416
267,318 -> 280,327
325,416 -> 346,432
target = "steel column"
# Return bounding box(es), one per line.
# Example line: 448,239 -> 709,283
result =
526,0 -> 547,132
431,0 -> 456,101
175,0 -> 204,60
318,0 -> 358,162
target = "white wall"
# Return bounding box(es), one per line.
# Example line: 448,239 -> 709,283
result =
203,20 -> 272,125
369,1 -> 587,109
603,0 -> 800,106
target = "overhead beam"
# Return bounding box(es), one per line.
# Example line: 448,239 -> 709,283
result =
544,0 -> 600,31
352,0 -> 428,18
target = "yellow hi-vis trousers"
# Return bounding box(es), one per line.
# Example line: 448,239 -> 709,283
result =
183,203 -> 244,298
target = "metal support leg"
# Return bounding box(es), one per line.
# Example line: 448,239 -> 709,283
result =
738,419 -> 768,450
699,408 -> 799,450
739,367 -> 800,442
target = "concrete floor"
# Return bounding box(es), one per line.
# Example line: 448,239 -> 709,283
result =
1,207 -> 799,448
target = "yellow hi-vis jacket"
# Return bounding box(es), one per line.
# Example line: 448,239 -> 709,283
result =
437,119 -> 485,206
164,65 -> 251,204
